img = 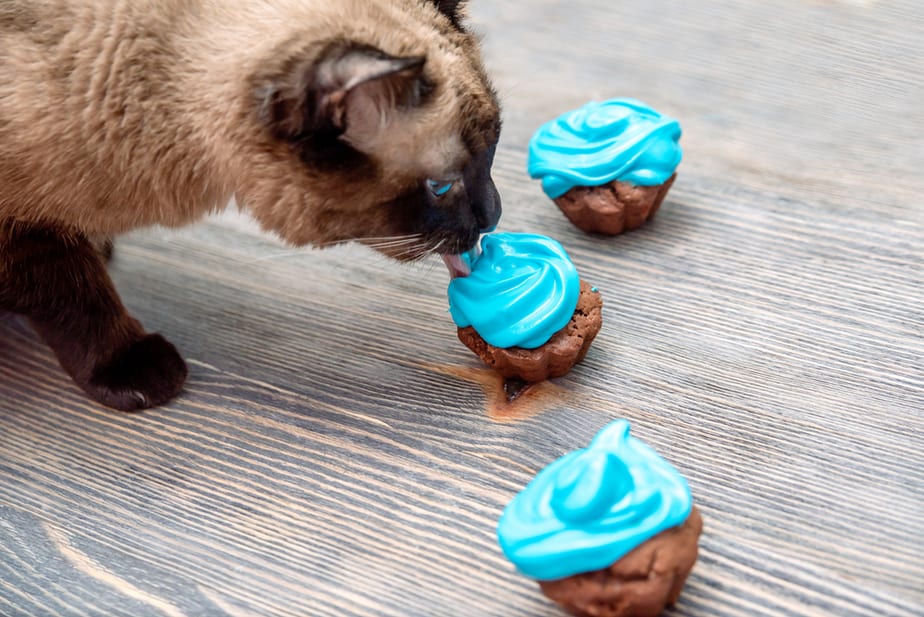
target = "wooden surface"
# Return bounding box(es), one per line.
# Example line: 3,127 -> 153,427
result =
2,1 -> 923,615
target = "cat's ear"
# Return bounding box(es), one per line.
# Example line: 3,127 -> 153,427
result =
261,45 -> 426,146
431,0 -> 467,27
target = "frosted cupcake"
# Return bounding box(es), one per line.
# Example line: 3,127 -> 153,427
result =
529,99 -> 682,236
498,420 -> 703,617
447,232 -> 602,383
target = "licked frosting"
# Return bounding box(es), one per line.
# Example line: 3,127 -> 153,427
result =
447,232 -> 580,349
528,99 -> 682,199
497,420 -> 693,581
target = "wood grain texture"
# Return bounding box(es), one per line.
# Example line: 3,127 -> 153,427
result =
2,1 -> 923,616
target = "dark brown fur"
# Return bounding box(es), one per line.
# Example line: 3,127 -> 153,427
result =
0,0 -> 501,410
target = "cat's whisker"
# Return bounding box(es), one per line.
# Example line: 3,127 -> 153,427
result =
400,237 -> 448,262
243,234 -> 425,263
423,239 -> 447,259
364,243 -> 427,256
357,233 -> 423,244
339,233 -> 423,246
391,240 -> 434,261
363,234 -> 422,240
362,236 -> 427,250
241,232 -> 446,266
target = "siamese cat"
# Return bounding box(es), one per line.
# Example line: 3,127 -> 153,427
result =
0,0 -> 502,410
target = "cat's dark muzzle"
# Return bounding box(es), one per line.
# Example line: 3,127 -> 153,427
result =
442,178 -> 501,255
465,144 -> 502,234
373,145 -> 502,263
421,171 -> 502,257
473,181 -> 501,233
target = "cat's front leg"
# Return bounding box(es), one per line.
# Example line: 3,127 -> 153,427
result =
0,222 -> 187,411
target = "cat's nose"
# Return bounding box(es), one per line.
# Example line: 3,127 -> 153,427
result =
474,182 -> 502,232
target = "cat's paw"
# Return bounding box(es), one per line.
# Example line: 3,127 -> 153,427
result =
85,334 -> 188,411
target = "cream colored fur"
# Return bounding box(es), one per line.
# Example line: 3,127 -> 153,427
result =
0,0 -> 497,246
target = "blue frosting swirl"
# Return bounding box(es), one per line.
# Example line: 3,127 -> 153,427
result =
447,232 -> 580,349
528,99 -> 683,198
497,420 -> 693,581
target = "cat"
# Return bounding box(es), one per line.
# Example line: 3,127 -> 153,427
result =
0,0 -> 502,411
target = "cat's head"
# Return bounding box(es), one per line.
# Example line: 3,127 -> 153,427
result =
245,0 -> 501,264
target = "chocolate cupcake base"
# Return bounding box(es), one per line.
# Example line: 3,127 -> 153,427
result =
554,174 -> 676,236
457,281 -> 602,382
539,506 -> 703,617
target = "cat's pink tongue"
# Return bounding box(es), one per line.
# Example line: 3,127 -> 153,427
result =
441,254 -> 470,279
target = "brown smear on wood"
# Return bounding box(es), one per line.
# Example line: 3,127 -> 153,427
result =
427,363 -> 575,422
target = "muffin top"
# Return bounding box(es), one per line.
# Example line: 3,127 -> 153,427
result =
528,99 -> 682,198
447,232 -> 580,349
497,420 -> 693,580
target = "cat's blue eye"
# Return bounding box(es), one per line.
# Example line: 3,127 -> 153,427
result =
427,179 -> 454,196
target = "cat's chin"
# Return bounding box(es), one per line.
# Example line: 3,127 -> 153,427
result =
441,254 -> 470,279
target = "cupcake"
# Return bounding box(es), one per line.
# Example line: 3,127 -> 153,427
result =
447,232 -> 602,383
528,99 -> 682,236
498,420 -> 703,617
